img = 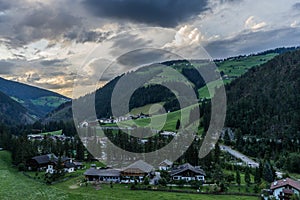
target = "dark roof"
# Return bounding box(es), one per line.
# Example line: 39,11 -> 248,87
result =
61,157 -> 70,162
122,160 -> 154,173
73,161 -> 83,166
64,162 -> 76,168
271,178 -> 300,191
31,154 -> 70,165
84,168 -> 120,177
32,154 -> 58,164
170,163 -> 206,176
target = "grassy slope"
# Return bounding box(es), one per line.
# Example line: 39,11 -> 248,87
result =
198,53 -> 278,99
99,53 -> 278,133
129,102 -> 164,115
31,96 -> 69,108
0,151 -> 69,200
0,151 -> 257,200
217,53 -> 277,77
119,104 -> 199,132
40,130 -> 63,136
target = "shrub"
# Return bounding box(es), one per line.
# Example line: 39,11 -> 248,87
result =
18,163 -> 26,171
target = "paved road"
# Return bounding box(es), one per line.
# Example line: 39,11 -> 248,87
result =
220,145 -> 259,168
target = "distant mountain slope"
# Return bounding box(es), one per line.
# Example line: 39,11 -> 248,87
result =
225,49 -> 300,139
43,101 -> 72,123
0,77 -> 70,118
0,90 -> 34,125
44,47 -> 300,123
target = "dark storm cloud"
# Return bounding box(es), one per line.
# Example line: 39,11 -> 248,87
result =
293,2 -> 300,10
112,34 -> 152,51
64,29 -> 112,43
0,0 -> 11,11
82,0 -> 209,27
116,48 -> 179,67
40,59 -> 69,67
109,33 -> 154,57
205,28 -> 300,58
0,60 -> 15,74
13,8 -> 81,43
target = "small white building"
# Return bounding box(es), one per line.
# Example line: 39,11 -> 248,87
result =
64,161 -> 76,173
160,131 -> 176,137
269,178 -> 300,200
158,159 -> 173,171
46,165 -> 54,174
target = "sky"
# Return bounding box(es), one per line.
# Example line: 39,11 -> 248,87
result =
0,0 -> 299,98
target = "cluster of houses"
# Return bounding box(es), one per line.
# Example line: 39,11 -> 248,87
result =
25,154 -> 300,199
83,159 -> 206,184
26,154 -> 83,173
27,134 -> 71,141
80,113 -> 151,127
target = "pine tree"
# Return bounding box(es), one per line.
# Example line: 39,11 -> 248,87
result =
223,130 -> 231,145
254,167 -> 261,183
76,138 -> 85,161
235,129 -> 244,151
214,142 -> 221,164
263,161 -> 274,183
245,168 -> 251,185
176,119 -> 180,130
236,170 -> 241,186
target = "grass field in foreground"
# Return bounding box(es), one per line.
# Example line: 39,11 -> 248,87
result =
0,151 -> 258,200
0,151 -> 69,200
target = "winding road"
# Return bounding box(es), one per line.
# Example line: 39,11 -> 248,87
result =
220,145 -> 259,168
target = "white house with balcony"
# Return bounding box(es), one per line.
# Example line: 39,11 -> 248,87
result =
268,178 -> 300,200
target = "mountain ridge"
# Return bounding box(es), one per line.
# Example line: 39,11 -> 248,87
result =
0,77 -> 70,118
0,90 -> 35,125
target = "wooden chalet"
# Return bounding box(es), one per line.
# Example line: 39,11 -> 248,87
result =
170,163 -> 206,182
121,160 -> 154,183
84,168 -> 121,182
27,154 -> 71,172
27,154 -> 59,171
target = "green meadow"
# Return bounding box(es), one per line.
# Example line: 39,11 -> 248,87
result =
0,151 -> 258,200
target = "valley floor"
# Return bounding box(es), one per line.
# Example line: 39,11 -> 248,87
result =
0,151 -> 258,200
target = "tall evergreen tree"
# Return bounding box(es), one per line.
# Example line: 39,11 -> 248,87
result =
254,167 -> 261,184
214,142 -> 221,164
223,130 -> 231,145
263,161 -> 274,183
236,170 -> 241,186
76,138 -> 85,161
245,168 -> 251,185
176,119 -> 180,130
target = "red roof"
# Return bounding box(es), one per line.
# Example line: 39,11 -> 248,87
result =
271,178 -> 300,191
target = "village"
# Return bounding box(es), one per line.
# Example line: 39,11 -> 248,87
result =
20,122 -> 300,200
23,141 -> 300,200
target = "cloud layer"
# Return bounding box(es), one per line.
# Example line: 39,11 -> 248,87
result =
82,0 -> 209,27
0,0 -> 300,97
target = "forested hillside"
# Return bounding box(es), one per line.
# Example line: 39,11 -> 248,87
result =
224,50 -> 300,171
0,91 -> 34,125
226,50 -> 300,138
0,77 -> 70,118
